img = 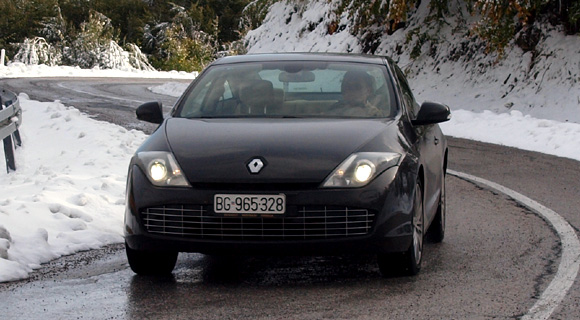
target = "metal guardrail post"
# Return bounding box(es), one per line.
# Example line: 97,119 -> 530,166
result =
3,133 -> 16,172
0,89 -> 22,173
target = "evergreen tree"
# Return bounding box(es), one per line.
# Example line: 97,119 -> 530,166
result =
0,0 -> 59,57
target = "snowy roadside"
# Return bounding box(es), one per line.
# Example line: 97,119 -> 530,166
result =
0,62 -> 198,80
0,94 -> 146,281
0,63 -> 198,282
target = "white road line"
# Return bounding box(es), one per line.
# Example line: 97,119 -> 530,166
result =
449,170 -> 580,320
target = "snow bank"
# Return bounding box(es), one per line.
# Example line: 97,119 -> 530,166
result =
0,94 -> 146,281
246,1 -> 360,53
405,25 -> 580,124
440,110 -> 580,161
0,62 -> 198,79
149,82 -> 189,97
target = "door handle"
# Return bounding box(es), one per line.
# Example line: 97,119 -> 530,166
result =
434,137 -> 439,145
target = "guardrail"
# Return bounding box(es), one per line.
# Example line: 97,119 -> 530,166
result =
0,89 -> 22,173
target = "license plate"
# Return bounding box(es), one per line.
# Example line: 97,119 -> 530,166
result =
214,194 -> 286,214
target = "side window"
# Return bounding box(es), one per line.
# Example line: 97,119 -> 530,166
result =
223,80 -> 234,100
394,65 -> 419,117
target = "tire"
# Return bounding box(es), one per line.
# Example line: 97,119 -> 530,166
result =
378,180 -> 424,277
125,242 -> 178,275
427,172 -> 446,243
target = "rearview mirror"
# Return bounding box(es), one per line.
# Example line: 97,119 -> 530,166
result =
279,70 -> 315,83
136,101 -> 164,124
411,101 -> 451,126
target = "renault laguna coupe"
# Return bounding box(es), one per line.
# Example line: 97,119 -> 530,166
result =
124,53 -> 450,277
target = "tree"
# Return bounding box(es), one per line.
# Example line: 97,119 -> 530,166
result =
14,9 -> 153,70
0,0 -> 59,57
239,0 -> 277,33
471,0 -> 580,53
91,0 -> 152,45
145,3 -> 216,71
13,37 -> 61,65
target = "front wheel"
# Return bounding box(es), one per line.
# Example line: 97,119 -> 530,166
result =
378,180 -> 424,277
125,242 -> 178,275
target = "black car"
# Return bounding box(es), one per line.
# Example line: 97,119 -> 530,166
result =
124,53 -> 450,277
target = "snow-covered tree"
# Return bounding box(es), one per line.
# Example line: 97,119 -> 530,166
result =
13,37 -> 61,66
239,0 -> 278,33
126,43 -> 155,71
145,3 -> 216,72
14,9 -> 155,71
39,6 -> 67,45
64,10 -> 119,68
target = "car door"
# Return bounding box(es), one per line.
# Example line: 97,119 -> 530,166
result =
392,64 -> 443,225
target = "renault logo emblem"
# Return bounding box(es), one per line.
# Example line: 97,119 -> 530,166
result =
247,158 -> 265,174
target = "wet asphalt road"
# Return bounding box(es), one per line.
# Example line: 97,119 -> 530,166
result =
0,176 -> 561,319
0,78 -> 578,319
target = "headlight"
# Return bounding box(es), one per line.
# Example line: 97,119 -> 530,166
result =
135,151 -> 190,187
354,160 -> 375,183
321,152 -> 401,188
149,161 -> 168,181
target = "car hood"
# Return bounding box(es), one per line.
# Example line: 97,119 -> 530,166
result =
165,118 -> 401,185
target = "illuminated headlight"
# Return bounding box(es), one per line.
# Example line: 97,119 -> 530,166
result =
354,160 -> 375,183
136,151 -> 190,187
322,152 -> 401,188
149,161 -> 168,181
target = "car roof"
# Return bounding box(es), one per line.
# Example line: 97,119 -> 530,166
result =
212,52 -> 389,66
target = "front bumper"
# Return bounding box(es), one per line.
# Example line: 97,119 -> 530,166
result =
124,165 -> 416,255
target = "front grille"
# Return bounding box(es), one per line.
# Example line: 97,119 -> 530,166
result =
141,205 -> 375,240
189,182 -> 320,191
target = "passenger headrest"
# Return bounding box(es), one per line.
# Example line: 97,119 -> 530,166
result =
239,80 -> 274,112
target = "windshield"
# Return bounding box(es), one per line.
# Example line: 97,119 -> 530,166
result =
175,61 -> 398,119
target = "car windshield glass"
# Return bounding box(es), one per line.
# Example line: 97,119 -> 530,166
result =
175,61 -> 398,119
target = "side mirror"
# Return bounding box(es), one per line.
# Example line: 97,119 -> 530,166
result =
411,101 -> 451,126
136,101 -> 163,124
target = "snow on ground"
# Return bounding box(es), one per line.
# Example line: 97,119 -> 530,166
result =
1,62 -> 198,79
440,110 -> 580,161
148,81 -> 190,97
0,65 -> 197,282
1,0 -> 579,282
0,94 -> 147,281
